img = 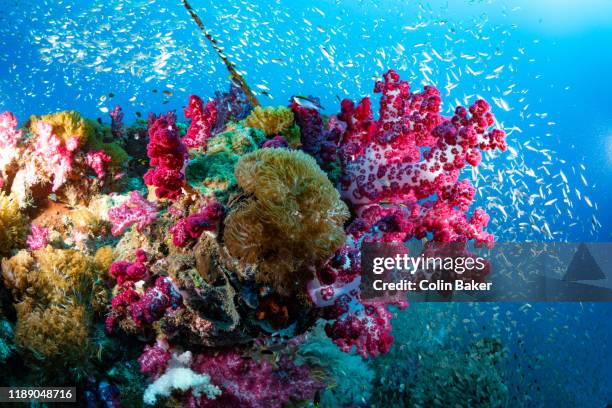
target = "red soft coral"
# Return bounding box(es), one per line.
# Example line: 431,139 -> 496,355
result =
143,111 -> 188,200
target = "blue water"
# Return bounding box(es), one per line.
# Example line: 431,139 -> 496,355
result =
1,0 -> 610,406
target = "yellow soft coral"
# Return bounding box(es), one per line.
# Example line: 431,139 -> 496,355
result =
244,106 -> 295,136
224,149 -> 349,295
3,247 -> 99,305
1,247 -> 109,379
94,246 -> 114,274
29,110 -> 95,146
0,250 -> 34,296
14,304 -> 91,375
0,193 -> 28,257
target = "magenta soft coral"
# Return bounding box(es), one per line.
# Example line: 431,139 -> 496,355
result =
323,298 -> 404,359
305,70 -> 505,358
144,111 -> 188,200
338,69 -> 506,246
189,350 -> 323,408
339,70 -> 506,209
130,277 -> 183,326
183,95 -> 218,150
138,341 -> 171,378
109,249 -> 149,285
26,224 -> 49,251
289,99 -> 343,168
109,105 -> 124,139
170,202 -> 225,247
106,277 -> 183,332
106,250 -> 182,332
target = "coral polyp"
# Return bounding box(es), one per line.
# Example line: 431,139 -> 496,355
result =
0,70 -> 506,406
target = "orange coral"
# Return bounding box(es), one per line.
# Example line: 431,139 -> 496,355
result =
223,149 -> 349,295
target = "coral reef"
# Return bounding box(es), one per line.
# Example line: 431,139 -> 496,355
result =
2,110 -> 127,207
0,68 -> 507,405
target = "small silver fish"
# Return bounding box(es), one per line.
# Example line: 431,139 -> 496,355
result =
291,95 -> 324,111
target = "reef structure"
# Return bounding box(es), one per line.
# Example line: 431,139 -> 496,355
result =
0,69 -> 505,406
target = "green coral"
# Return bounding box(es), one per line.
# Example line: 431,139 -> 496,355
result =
107,360 -> 148,407
0,193 -> 28,257
300,325 -> 374,407
85,119 -> 129,167
186,151 -> 238,202
281,124 -> 302,148
0,318 -> 14,364
186,124 -> 264,202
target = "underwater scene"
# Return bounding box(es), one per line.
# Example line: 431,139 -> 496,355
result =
0,0 -> 611,407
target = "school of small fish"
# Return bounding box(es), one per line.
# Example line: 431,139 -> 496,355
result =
0,0 -> 602,242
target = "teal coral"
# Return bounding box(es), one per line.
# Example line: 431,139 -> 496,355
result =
300,325 -> 374,407
0,318 -> 14,364
186,124 -> 264,201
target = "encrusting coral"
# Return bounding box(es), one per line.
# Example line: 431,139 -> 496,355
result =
244,105 -> 295,136
223,148 -> 350,295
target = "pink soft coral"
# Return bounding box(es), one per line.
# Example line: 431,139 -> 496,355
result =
170,202 -> 225,247
109,249 -> 149,285
0,111 -> 23,185
86,150 -> 112,178
108,191 -> 158,236
306,70 -> 506,358
26,224 -> 49,250
183,95 -> 218,150
34,121 -> 79,192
